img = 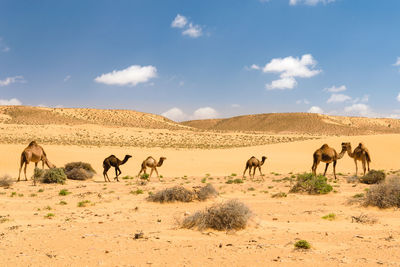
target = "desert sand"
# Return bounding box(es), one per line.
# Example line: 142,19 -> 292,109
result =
1,107 -> 400,266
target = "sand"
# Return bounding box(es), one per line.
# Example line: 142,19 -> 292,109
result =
1,134 -> 400,266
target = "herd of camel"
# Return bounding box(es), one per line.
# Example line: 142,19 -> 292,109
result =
16,140 -> 371,184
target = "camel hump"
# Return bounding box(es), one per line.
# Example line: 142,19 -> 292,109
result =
28,141 -> 37,146
320,144 -> 329,149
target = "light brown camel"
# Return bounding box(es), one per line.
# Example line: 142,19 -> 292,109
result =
243,156 -> 267,179
18,141 -> 56,185
311,143 -> 348,179
344,142 -> 371,176
103,155 -> 132,182
137,156 -> 166,179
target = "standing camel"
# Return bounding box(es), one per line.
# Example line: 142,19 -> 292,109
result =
243,156 -> 267,179
137,156 -> 166,180
18,141 -> 56,185
311,143 -> 348,180
344,142 -> 371,176
103,155 -> 132,182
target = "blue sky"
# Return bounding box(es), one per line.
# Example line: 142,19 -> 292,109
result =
1,0 -> 400,121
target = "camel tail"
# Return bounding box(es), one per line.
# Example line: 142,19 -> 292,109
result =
20,152 -> 27,167
365,151 -> 371,163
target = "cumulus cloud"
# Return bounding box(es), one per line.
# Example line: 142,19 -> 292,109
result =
0,98 -> 22,105
171,14 -> 188,28
193,107 -> 218,119
308,106 -> 323,114
344,103 -> 371,116
171,14 -> 203,38
397,92 -> 400,102
289,0 -> 336,5
324,85 -> 346,93
94,65 -> 157,86
0,76 -> 25,86
262,54 -> 321,90
327,93 -> 352,103
162,107 -> 187,122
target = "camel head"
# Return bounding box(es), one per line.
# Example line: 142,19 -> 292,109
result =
341,142 -> 351,152
125,155 -> 133,159
157,157 -> 166,167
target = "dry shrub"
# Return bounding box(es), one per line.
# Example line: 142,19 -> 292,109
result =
64,162 -> 95,180
182,199 -> 252,231
0,175 -> 13,188
364,178 -> 400,208
148,184 -> 218,203
34,168 -> 66,184
359,170 -> 386,184
351,214 -> 377,224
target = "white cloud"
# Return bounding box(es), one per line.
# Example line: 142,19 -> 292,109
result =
327,93 -> 352,103
262,54 -> 321,90
308,106 -> 323,114
171,14 -> 188,28
266,77 -> 297,90
182,23 -> 203,38
193,107 -> 218,119
397,92 -> 400,102
250,64 -> 260,70
64,75 -> 71,82
344,103 -> 371,116
324,85 -> 346,93
393,57 -> 400,66
162,107 -> 187,122
94,65 -> 157,86
0,98 -> 22,105
0,76 -> 25,86
289,0 -> 336,5
296,99 -> 310,105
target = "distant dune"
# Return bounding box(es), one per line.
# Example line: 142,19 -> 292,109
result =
182,112 -> 400,135
0,105 -> 189,130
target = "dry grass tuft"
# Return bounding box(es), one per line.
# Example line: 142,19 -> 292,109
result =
194,184 -> 218,201
148,184 -> 218,203
0,175 -> 14,188
359,170 -> 386,184
351,214 -> 377,224
65,162 -> 96,180
364,178 -> 400,208
181,199 -> 252,231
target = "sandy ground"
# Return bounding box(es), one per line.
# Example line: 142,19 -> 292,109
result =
0,134 -> 400,266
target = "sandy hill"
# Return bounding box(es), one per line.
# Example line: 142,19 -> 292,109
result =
0,106 -> 189,130
182,112 -> 400,135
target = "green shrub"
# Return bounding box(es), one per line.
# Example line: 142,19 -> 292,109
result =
322,213 -> 336,221
77,200 -> 91,207
181,199 -> 252,231
141,173 -> 150,180
44,213 -> 55,219
289,173 -> 332,195
294,240 -> 311,249
130,189 -> 144,195
359,170 -> 386,184
226,178 -> 244,184
59,189 -> 71,196
35,168 -> 66,184
364,178 -> 400,208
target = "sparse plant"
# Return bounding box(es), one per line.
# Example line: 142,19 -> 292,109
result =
130,189 -> 144,195
294,240 -> 311,249
351,214 -> 377,224
35,168 -> 66,184
38,189 -> 44,192
359,170 -> 386,184
289,173 -> 332,195
272,192 -> 287,198
77,200 -> 91,207
44,213 -> 55,219
181,199 -> 252,231
59,189 -> 71,196
201,177 -> 207,183
231,173 -> 237,177
248,187 -> 255,191
194,184 -> 218,201
59,200 -> 67,205
226,178 -> 244,184
0,175 -> 14,188
122,175 -> 134,180
30,193 -> 37,197
353,193 -> 364,198
148,184 -> 217,203
140,173 -> 149,180
322,213 -> 336,221
364,178 -> 400,208
10,192 -> 16,197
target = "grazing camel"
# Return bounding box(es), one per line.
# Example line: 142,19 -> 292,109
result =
344,142 -> 371,176
243,156 -> 267,179
311,143 -> 347,180
137,156 -> 166,179
103,155 -> 132,182
18,141 -> 56,185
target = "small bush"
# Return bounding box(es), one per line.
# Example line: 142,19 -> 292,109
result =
226,178 -> 244,184
59,200 -> 67,205
294,240 -> 311,249
364,178 -> 400,208
78,200 -> 91,207
64,162 -> 95,181
181,199 -> 252,231
271,192 -> 287,198
44,213 -> 55,219
289,173 -> 332,195
0,175 -> 13,188
130,189 -> 144,195
34,168 -> 66,184
122,176 -> 134,180
148,184 -> 218,203
359,170 -> 386,184
322,213 -> 336,221
59,189 -> 71,196
141,173 -> 150,180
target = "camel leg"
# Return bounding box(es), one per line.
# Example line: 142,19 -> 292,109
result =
258,166 -> 263,176
248,166 -> 252,178
149,168 -> 154,178
253,167 -> 256,179
333,160 -> 337,180
367,160 -> 370,172
103,166 -> 110,182
154,167 -> 159,178
114,167 -> 121,182
312,157 -> 319,176
354,159 -> 358,177
362,160 -> 366,176
137,168 -> 143,177
323,163 -> 329,177
18,161 -> 24,182
243,165 -> 248,178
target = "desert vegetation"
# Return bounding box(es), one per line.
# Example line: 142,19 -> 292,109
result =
64,162 -> 96,180
148,184 -> 217,203
289,173 -> 333,194
364,178 -> 400,208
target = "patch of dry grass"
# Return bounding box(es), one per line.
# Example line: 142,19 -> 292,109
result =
148,184 -> 218,203
64,162 -> 95,180
364,178 -> 400,208
0,175 -> 13,188
359,170 -> 386,184
181,199 -> 252,231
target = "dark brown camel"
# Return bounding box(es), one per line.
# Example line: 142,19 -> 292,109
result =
243,156 -> 267,179
103,155 -> 132,182
311,143 -> 348,180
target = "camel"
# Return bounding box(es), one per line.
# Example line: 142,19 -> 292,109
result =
18,141 -> 56,185
103,155 -> 132,182
311,143 -> 348,180
242,156 -> 267,179
137,156 -> 166,180
344,142 -> 371,176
